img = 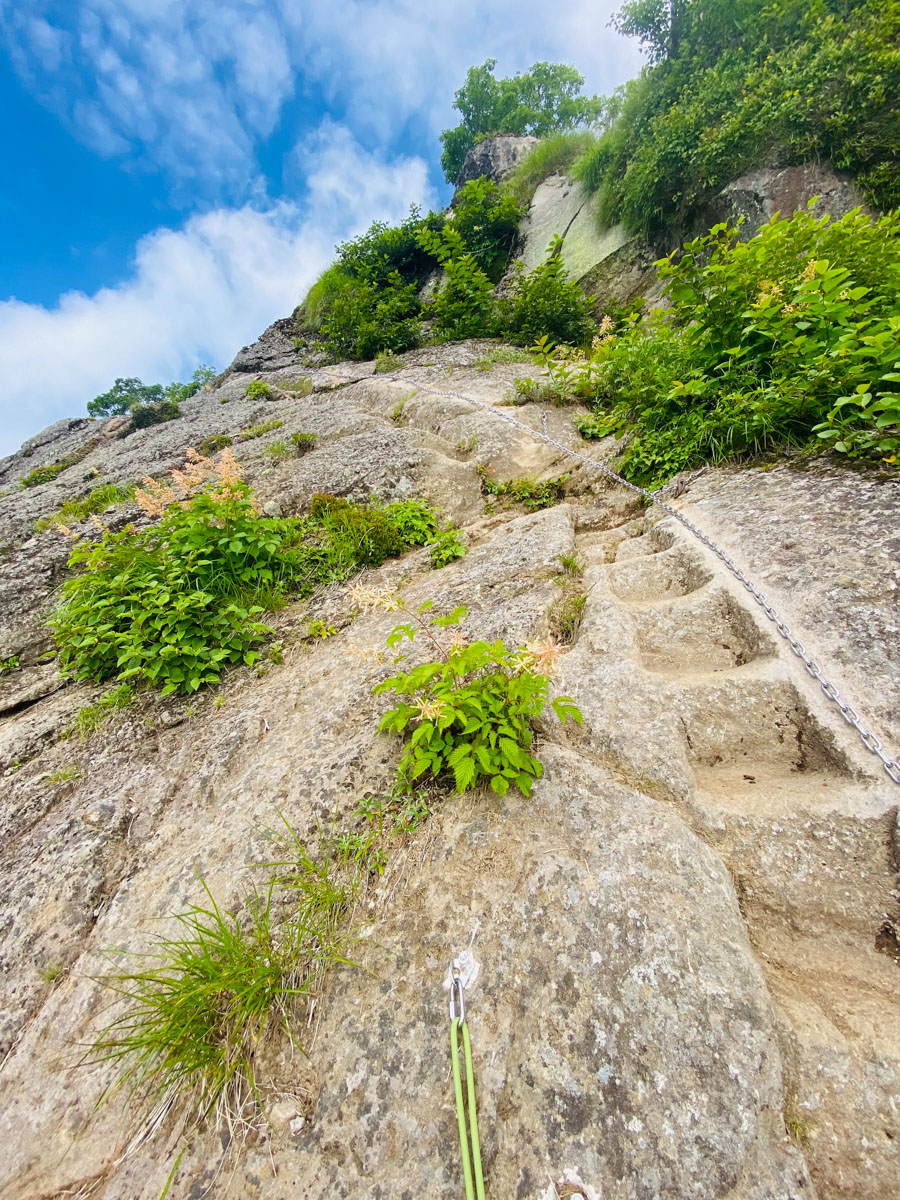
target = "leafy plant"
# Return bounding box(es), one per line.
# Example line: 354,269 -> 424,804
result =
306,619 -> 338,640
88,377 -> 165,418
51,458 -> 299,695
440,59 -> 604,183
290,432 -> 317,453
450,179 -> 525,282
498,236 -> 594,348
417,226 -> 496,340
566,205 -> 900,482
0,654 -> 20,675
429,529 -> 467,569
373,600 -> 581,796
245,380 -> 273,400
165,366 -> 216,405
382,498 -> 439,547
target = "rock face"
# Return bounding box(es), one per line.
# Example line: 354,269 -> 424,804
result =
515,175 -> 657,310
455,133 -> 540,189
703,163 -> 872,239
0,339 -> 898,1200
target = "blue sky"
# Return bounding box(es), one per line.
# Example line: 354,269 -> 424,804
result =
0,1 -> 643,456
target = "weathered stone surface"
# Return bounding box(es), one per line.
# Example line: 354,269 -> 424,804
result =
0,340 -> 898,1200
515,176 -> 656,308
455,134 -> 539,189
704,163 -> 872,239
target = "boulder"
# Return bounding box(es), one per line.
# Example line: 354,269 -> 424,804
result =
704,163 -> 872,239
455,134 -> 540,190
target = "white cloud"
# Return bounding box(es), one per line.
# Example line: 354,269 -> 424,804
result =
0,126 -> 435,458
1,1 -> 643,192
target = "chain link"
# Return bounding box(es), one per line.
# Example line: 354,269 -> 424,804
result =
321,366 -> 900,786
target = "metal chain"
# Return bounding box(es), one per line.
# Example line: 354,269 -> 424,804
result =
320,366 -> 900,785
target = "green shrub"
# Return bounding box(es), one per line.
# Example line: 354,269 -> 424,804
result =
429,528 -> 467,569
319,272 -> 422,361
506,131 -> 601,205
290,432 -> 317,453
574,0 -> 900,238
197,434 -> 233,456
129,400 -> 181,430
308,494 -> 407,567
373,600 -> 581,795
417,226 -> 496,340
20,462 -> 66,488
440,59 -> 604,183
381,499 -> 439,547
245,380 -> 273,400
332,206 -> 444,289
165,365 -> 216,404
498,237 -> 593,347
569,205 -> 900,482
450,179 -> 525,282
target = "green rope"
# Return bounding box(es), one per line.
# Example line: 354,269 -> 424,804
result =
450,1015 -> 485,1200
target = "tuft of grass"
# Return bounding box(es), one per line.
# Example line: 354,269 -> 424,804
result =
473,346 -> 532,371
87,824 -> 360,1133
238,419 -> 282,442
391,396 -> 409,421
35,483 -> 136,532
375,349 -> 402,374
48,764 -> 83,785
514,376 -> 572,406
551,592 -> 587,645
478,468 -> 568,511
558,551 -> 582,576
264,440 -> 291,463
455,435 -> 479,455
66,683 -> 133,740
41,964 -> 65,984
290,432 -> 317,454
505,131 -> 601,205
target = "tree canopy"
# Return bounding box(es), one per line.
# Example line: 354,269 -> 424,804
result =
87,366 -> 215,417
439,60 -> 604,183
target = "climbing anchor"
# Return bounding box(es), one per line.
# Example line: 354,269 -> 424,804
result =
446,954 -> 485,1200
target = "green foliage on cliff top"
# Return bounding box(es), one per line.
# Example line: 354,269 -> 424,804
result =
574,0 -> 900,239
439,59 -> 604,184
